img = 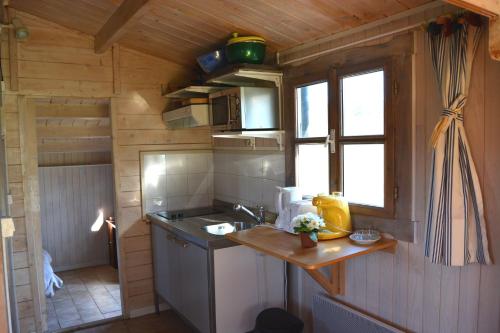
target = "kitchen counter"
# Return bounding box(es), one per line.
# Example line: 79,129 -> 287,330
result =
148,209 -> 254,249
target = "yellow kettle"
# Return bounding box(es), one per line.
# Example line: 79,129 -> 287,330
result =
312,192 -> 352,240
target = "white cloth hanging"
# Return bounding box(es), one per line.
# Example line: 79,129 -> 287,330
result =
43,250 -> 63,297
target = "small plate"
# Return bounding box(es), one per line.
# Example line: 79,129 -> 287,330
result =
349,229 -> 381,245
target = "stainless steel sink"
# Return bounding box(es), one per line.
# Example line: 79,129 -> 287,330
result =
202,221 -> 254,235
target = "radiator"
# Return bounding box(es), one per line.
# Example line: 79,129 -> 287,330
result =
313,294 -> 404,333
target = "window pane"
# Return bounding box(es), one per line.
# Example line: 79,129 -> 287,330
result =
296,144 -> 329,196
343,144 -> 384,207
296,82 -> 328,138
342,70 -> 384,136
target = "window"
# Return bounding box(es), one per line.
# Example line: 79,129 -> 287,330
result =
294,81 -> 330,196
291,60 -> 395,217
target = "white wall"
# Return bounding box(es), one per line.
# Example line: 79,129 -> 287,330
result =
142,151 -> 214,213
213,151 -> 285,213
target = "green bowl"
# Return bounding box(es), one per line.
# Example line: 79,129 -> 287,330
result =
225,41 -> 266,64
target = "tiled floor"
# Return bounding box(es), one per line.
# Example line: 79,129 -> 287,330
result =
71,311 -> 195,333
46,265 -> 122,331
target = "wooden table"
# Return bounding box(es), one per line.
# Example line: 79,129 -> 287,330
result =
227,226 -> 397,296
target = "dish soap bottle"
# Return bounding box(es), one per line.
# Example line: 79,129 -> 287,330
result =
312,192 -> 352,240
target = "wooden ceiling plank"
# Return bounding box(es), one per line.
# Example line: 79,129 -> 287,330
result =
299,0 -> 364,27
251,0 -> 344,34
137,19 -> 210,48
119,32 -> 199,66
235,0 -> 329,43
187,0 -> 297,47
327,0 -> 385,22
162,0 -> 292,48
358,0 -> 408,18
396,0 -> 433,7
94,0 -> 151,53
149,4 -> 229,41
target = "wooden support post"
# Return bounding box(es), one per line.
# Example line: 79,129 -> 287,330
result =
19,97 -> 46,332
6,8 -> 18,91
112,44 -> 121,95
490,18 -> 500,60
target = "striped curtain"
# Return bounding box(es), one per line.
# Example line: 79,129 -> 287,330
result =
424,23 -> 491,266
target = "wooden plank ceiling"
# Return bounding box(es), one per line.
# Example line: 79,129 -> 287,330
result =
10,0 -> 433,67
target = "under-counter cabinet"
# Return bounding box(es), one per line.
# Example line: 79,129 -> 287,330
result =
151,221 -> 285,333
152,224 -> 210,332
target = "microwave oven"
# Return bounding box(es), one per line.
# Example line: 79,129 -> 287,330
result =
209,86 -> 278,131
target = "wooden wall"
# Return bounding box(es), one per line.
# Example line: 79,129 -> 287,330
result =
39,164 -> 114,272
35,100 -> 112,167
288,29 -> 500,333
1,10 -> 212,332
37,151 -> 111,167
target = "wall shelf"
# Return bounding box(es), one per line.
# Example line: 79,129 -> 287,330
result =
205,65 -> 283,88
212,130 -> 285,151
162,85 -> 227,99
226,227 -> 397,296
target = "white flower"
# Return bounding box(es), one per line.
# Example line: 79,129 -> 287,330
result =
291,213 -> 324,233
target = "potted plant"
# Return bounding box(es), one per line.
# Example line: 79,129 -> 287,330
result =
292,213 -> 325,248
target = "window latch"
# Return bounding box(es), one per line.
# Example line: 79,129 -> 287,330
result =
325,129 -> 336,154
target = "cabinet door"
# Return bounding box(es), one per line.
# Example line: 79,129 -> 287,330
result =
165,231 -> 181,310
214,246 -> 285,333
179,242 -> 210,333
255,252 -> 286,309
152,225 -> 181,309
152,224 -> 168,300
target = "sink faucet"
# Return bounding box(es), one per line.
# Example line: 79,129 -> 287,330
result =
233,203 -> 265,225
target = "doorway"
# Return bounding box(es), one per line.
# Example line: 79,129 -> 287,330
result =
28,97 -> 122,331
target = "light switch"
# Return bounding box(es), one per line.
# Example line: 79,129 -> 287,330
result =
1,217 -> 15,238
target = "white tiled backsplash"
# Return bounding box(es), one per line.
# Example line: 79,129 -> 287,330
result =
142,150 -> 285,214
213,151 -> 285,213
142,151 -> 214,213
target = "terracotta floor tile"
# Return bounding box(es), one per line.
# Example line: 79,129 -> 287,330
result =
71,311 -> 195,333
59,318 -> 83,329
73,321 -> 128,333
102,311 -> 122,319
47,265 -> 122,332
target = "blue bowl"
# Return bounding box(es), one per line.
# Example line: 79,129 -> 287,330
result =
197,49 -> 227,73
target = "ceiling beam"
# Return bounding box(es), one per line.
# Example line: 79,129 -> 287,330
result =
94,0 -> 150,54
37,126 -> 111,139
